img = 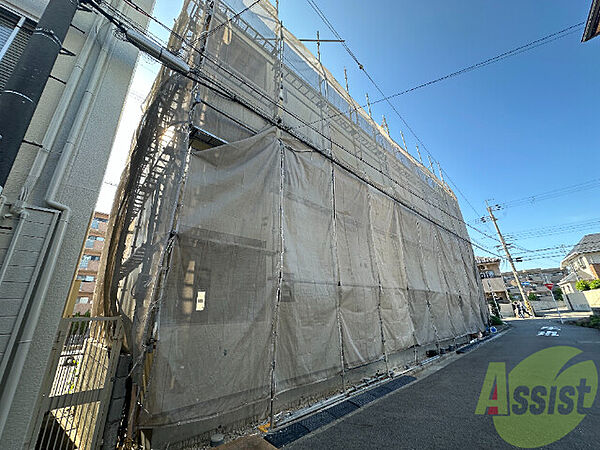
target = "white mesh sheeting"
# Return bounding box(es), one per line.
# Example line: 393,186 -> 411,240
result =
102,1 -> 489,441
143,129 -> 280,426
137,128 -> 487,429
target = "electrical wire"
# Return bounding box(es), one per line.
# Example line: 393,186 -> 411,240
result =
96,0 -> 507,258
291,10 -> 583,156
303,0 -> 583,262
506,218 -> 600,240
305,0 -> 431,169
122,0 -> 263,41
497,178 -> 600,209
305,0 -> 496,255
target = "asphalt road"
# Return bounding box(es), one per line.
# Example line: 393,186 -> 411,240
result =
287,315 -> 600,449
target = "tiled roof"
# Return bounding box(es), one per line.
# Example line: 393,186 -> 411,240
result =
475,256 -> 501,264
558,272 -> 578,284
558,271 -> 594,285
563,233 -> 600,261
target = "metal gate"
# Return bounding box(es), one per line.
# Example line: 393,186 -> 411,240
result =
30,317 -> 124,450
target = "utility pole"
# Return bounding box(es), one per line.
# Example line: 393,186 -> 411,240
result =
485,201 -> 532,315
0,0 -> 79,195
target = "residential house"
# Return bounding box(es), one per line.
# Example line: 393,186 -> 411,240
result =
503,267 -> 566,302
559,233 -> 600,311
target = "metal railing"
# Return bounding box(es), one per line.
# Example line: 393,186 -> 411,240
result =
31,316 -> 124,450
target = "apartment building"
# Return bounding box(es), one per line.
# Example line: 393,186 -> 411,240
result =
476,257 -> 510,315
72,212 -> 109,314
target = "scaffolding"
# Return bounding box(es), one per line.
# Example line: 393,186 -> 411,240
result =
98,0 -> 488,446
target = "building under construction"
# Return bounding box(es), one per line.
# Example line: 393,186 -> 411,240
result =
99,0 -> 488,446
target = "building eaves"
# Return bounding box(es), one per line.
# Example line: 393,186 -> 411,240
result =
562,233 -> 600,264
558,272 -> 578,285
583,0 -> 600,42
559,271 -> 594,285
475,256 -> 501,264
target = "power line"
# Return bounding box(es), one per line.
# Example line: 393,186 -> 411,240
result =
506,217 -> 600,239
369,22 -> 584,107
305,0 -> 504,256
440,168 -> 501,244
98,0 -> 505,259
120,0 -> 580,258
122,0 -> 263,41
305,0 -> 435,169
515,239 -> 600,255
497,178 -> 600,209
303,0 -> 585,250
290,16 -> 583,155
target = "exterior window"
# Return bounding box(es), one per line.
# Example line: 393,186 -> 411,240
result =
76,297 -> 90,304
80,254 -> 100,268
80,256 -> 90,269
84,235 -> 105,247
76,275 -> 95,282
196,291 -> 206,311
579,257 -> 586,269
91,215 -> 108,230
0,8 -> 35,91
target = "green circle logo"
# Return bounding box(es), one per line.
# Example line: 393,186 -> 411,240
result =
475,346 -> 597,448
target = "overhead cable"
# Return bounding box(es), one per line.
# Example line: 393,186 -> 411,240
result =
98,0 -> 505,259
498,178 -> 600,210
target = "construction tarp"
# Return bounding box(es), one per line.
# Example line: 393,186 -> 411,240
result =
136,127 -> 486,429
97,0 -> 488,443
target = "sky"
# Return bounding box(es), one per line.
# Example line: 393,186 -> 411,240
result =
97,0 -> 600,272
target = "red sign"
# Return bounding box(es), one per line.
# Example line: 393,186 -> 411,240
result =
544,283 -> 554,291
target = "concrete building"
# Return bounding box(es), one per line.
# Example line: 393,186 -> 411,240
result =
0,1 -> 152,447
475,256 -> 510,303
73,211 -> 109,314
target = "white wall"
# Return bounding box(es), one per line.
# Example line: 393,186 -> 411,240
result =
0,0 -> 154,447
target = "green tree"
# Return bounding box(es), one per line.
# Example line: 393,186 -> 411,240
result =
576,280 -> 591,291
589,280 -> 600,290
527,292 -> 538,301
553,287 -> 563,301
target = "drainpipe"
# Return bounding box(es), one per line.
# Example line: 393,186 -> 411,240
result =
0,0 -> 79,194
0,7 -> 107,419
0,19 -> 117,438
17,16 -> 104,206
